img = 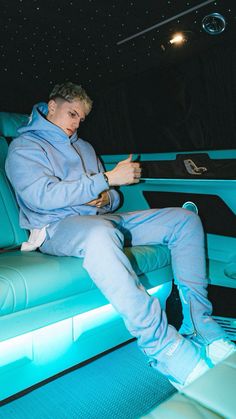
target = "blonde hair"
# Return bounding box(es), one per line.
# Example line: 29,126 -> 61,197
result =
49,82 -> 93,115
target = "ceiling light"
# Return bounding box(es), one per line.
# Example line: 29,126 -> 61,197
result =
169,33 -> 186,45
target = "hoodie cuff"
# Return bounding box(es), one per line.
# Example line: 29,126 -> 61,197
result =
92,172 -> 109,195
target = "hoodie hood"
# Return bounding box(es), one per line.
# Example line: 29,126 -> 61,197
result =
17,102 -> 77,144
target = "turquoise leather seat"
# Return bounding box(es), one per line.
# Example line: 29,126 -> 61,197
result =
0,245 -> 170,317
0,112 -> 173,401
0,111 -> 28,138
0,129 -> 171,319
141,353 -> 236,419
0,112 -> 172,322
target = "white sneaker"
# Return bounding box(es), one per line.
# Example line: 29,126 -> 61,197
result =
206,339 -> 236,365
170,358 -> 210,391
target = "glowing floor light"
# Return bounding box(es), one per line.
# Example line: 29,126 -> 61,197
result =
0,284 -> 166,367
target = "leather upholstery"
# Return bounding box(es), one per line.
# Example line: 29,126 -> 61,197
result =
0,245 -> 170,316
0,112 -> 28,138
141,353 -> 236,419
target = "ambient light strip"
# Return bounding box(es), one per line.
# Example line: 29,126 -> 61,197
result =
0,284 -> 165,368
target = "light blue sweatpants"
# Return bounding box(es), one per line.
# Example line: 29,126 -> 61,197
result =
40,208 -> 226,384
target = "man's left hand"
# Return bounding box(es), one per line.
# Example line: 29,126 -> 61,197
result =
86,191 -> 110,208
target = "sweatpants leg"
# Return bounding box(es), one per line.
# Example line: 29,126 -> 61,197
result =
118,207 -> 227,345
39,210 -> 220,384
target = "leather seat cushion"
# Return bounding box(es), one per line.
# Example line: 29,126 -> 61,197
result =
0,244 -> 171,316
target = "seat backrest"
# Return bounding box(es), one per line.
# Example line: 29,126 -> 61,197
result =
0,112 -> 29,248
0,112 -> 29,139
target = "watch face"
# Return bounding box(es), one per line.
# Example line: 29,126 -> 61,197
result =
202,13 -> 226,35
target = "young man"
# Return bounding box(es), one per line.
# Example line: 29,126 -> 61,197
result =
5,82 -> 235,389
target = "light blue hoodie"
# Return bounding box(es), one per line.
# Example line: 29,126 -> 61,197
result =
5,102 -> 120,229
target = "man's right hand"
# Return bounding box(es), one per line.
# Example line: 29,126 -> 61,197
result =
105,154 -> 141,186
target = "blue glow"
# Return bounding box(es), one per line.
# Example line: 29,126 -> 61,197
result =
0,282 -> 170,400
0,284 -> 166,364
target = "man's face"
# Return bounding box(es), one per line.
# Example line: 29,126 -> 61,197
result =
47,99 -> 86,137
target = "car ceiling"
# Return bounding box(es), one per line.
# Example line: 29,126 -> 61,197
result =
1,0 -> 235,111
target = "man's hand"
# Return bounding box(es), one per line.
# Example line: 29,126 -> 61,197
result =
86,191 -> 110,208
105,154 -> 141,186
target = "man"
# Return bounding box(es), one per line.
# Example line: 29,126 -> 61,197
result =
5,81 -> 235,389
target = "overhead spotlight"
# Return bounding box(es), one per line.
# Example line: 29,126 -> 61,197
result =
160,31 -> 192,53
202,13 -> 226,35
169,33 -> 186,45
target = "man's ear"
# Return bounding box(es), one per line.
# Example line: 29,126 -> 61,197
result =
48,99 -> 57,115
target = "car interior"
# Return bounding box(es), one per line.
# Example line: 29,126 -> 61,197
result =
0,1 -> 236,418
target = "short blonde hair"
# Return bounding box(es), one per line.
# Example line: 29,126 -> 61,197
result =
49,82 -> 93,115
